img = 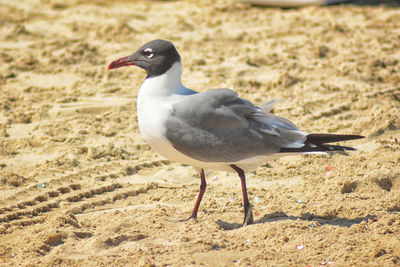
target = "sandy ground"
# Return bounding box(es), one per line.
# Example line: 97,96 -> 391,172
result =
1,0 -> 400,266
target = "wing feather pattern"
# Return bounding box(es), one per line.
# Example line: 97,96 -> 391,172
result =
164,89 -> 306,162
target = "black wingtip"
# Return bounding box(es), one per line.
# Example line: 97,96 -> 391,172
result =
306,134 -> 364,144
280,133 -> 363,153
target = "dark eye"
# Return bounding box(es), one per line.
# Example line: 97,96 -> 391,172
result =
143,48 -> 154,59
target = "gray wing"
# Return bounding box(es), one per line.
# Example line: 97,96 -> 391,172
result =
165,89 -> 307,162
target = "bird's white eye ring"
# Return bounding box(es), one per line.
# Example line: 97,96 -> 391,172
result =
143,48 -> 154,58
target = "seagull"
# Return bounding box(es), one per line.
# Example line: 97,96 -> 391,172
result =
108,39 -> 363,226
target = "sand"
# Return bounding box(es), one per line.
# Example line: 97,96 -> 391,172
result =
1,0 -> 400,266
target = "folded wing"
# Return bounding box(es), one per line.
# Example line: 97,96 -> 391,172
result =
164,89 -> 308,162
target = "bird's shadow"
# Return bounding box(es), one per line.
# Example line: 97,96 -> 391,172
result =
346,0 -> 400,6
252,0 -> 400,7
216,211 -> 377,230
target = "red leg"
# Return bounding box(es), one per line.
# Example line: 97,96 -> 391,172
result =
169,169 -> 207,223
230,164 -> 254,226
190,169 -> 207,218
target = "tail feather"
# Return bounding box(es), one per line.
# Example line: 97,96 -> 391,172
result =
280,133 -> 364,153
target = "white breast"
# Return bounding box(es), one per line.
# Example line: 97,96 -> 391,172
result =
136,62 -> 202,167
137,92 -> 207,170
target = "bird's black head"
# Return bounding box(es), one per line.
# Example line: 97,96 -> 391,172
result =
108,39 -> 181,78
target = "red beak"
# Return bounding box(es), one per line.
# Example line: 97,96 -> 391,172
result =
108,56 -> 135,70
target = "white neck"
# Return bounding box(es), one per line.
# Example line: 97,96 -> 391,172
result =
139,61 -> 185,98
136,61 -> 190,147
136,61 -> 197,132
